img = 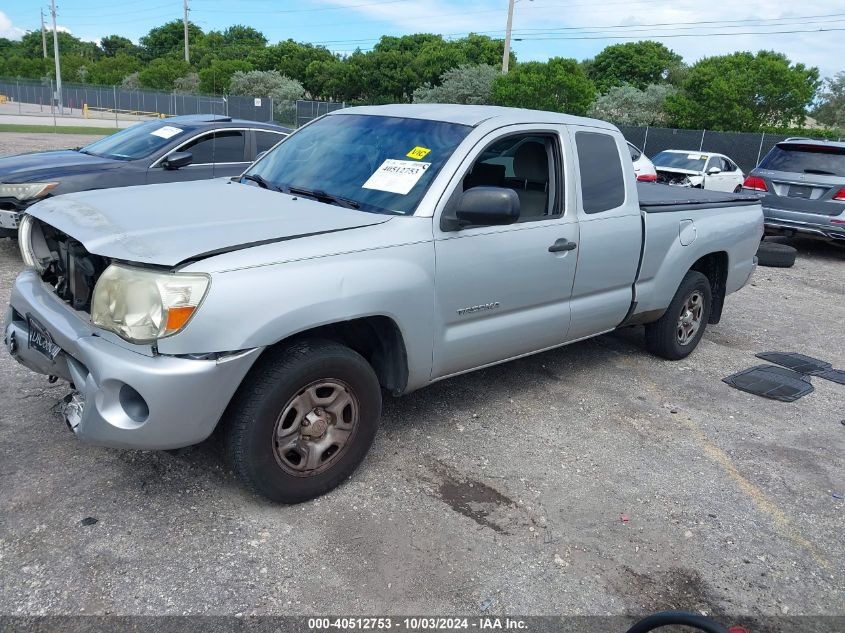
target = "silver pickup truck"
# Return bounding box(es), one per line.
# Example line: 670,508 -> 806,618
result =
4,105 -> 763,503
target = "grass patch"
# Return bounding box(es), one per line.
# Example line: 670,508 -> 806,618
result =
0,124 -> 118,135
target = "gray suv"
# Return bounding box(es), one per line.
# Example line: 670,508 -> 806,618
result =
744,139 -> 845,243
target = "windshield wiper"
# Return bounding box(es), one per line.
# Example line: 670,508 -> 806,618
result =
286,186 -> 360,209
803,168 -> 836,175
241,173 -> 282,192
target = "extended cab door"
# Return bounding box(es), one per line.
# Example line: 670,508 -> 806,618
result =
565,127 -> 642,340
431,127 -> 579,379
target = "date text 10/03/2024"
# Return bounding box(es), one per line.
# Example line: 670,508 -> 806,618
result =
308,618 -> 528,630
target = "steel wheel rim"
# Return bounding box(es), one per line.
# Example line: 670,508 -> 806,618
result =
272,378 -> 359,477
676,291 -> 704,346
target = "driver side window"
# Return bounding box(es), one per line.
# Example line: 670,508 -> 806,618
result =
461,134 -> 562,222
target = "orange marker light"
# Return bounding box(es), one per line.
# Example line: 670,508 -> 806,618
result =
165,306 -> 196,332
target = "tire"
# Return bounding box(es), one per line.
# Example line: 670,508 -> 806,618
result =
645,270 -> 712,360
756,240 -> 796,268
763,235 -> 792,245
224,338 -> 381,503
733,185 -> 743,193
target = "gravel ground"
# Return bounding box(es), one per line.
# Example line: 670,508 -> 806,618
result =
0,132 -> 106,156
0,133 -> 843,620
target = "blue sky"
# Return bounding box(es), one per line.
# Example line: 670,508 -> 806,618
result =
1,0 -> 841,78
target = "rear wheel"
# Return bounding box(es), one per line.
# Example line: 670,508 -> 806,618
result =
733,185 -> 743,193
645,270 -> 712,360
224,339 -> 381,503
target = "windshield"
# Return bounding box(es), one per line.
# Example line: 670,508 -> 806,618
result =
81,120 -> 192,160
244,114 -> 472,215
652,151 -> 707,171
759,144 -> 845,177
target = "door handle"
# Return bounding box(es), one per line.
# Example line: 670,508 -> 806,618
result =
548,238 -> 577,253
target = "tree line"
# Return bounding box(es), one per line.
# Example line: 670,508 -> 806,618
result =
0,21 -> 842,134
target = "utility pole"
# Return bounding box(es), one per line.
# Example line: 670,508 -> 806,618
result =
50,0 -> 63,113
502,0 -> 515,74
183,0 -> 190,63
40,9 -> 48,58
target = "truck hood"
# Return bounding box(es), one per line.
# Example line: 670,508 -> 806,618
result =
26,178 -> 391,267
0,149 -> 122,182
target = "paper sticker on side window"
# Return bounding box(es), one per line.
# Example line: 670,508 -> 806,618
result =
406,146 -> 431,160
151,125 -> 183,139
363,159 -> 430,195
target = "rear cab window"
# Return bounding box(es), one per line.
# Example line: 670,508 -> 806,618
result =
575,131 -> 625,214
759,143 -> 845,177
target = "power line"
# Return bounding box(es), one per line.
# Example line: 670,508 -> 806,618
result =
513,26 -> 845,42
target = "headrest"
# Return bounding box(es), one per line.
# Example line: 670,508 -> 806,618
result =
513,141 -> 548,182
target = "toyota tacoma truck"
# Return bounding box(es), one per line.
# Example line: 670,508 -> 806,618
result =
4,105 -> 763,503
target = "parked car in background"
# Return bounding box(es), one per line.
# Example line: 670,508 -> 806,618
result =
628,142 -> 657,181
743,139 -> 845,243
0,115 -> 291,235
6,104 -> 762,503
651,150 -> 745,192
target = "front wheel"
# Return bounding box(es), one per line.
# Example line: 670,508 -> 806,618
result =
224,339 -> 381,503
645,270 -> 712,360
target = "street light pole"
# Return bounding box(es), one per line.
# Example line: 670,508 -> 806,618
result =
502,0 -> 515,74
50,0 -> 63,113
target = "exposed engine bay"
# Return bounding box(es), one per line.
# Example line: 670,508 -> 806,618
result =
655,170 -> 704,188
19,217 -> 109,312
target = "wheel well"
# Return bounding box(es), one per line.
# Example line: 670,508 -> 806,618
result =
266,317 -> 409,395
690,252 -> 728,324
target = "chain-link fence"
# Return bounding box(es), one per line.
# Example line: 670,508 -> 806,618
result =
618,125 -> 843,173
295,100 -> 345,128
0,77 -> 274,123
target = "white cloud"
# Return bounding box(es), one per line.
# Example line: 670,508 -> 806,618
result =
0,10 -> 26,39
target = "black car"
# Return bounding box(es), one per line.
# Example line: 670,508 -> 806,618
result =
0,115 -> 291,235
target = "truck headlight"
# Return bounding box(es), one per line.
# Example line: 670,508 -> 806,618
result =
91,264 -> 210,344
0,182 -> 58,200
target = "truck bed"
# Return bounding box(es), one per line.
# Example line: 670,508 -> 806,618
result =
638,182 -> 761,213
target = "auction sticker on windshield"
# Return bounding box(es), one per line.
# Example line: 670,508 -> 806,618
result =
151,126 -> 183,139
406,146 -> 431,160
363,159 -> 430,195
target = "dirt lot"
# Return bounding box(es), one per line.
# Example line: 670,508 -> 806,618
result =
0,133 -> 843,620
0,131 -> 106,156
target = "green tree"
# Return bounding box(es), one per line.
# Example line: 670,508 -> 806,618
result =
87,54 -> 143,85
138,58 -> 193,90
173,72 -> 200,94
229,70 -> 305,123
99,35 -> 138,57
588,41 -> 684,92
491,58 -> 596,115
666,51 -> 820,131
198,59 -> 252,94
304,58 -> 360,101
140,20 -> 204,60
413,64 -> 499,105
589,83 -> 678,126
813,72 -> 845,129
247,40 -> 334,83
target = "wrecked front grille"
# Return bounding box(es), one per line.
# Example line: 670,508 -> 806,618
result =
37,221 -> 109,312
656,171 -> 693,187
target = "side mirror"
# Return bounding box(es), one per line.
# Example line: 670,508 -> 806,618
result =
455,187 -> 520,227
707,167 -> 722,175
162,151 -> 193,170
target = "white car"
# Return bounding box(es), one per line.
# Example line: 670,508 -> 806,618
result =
651,150 -> 745,192
628,142 -> 657,182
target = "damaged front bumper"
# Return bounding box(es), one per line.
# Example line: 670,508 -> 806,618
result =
4,268 -> 262,450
